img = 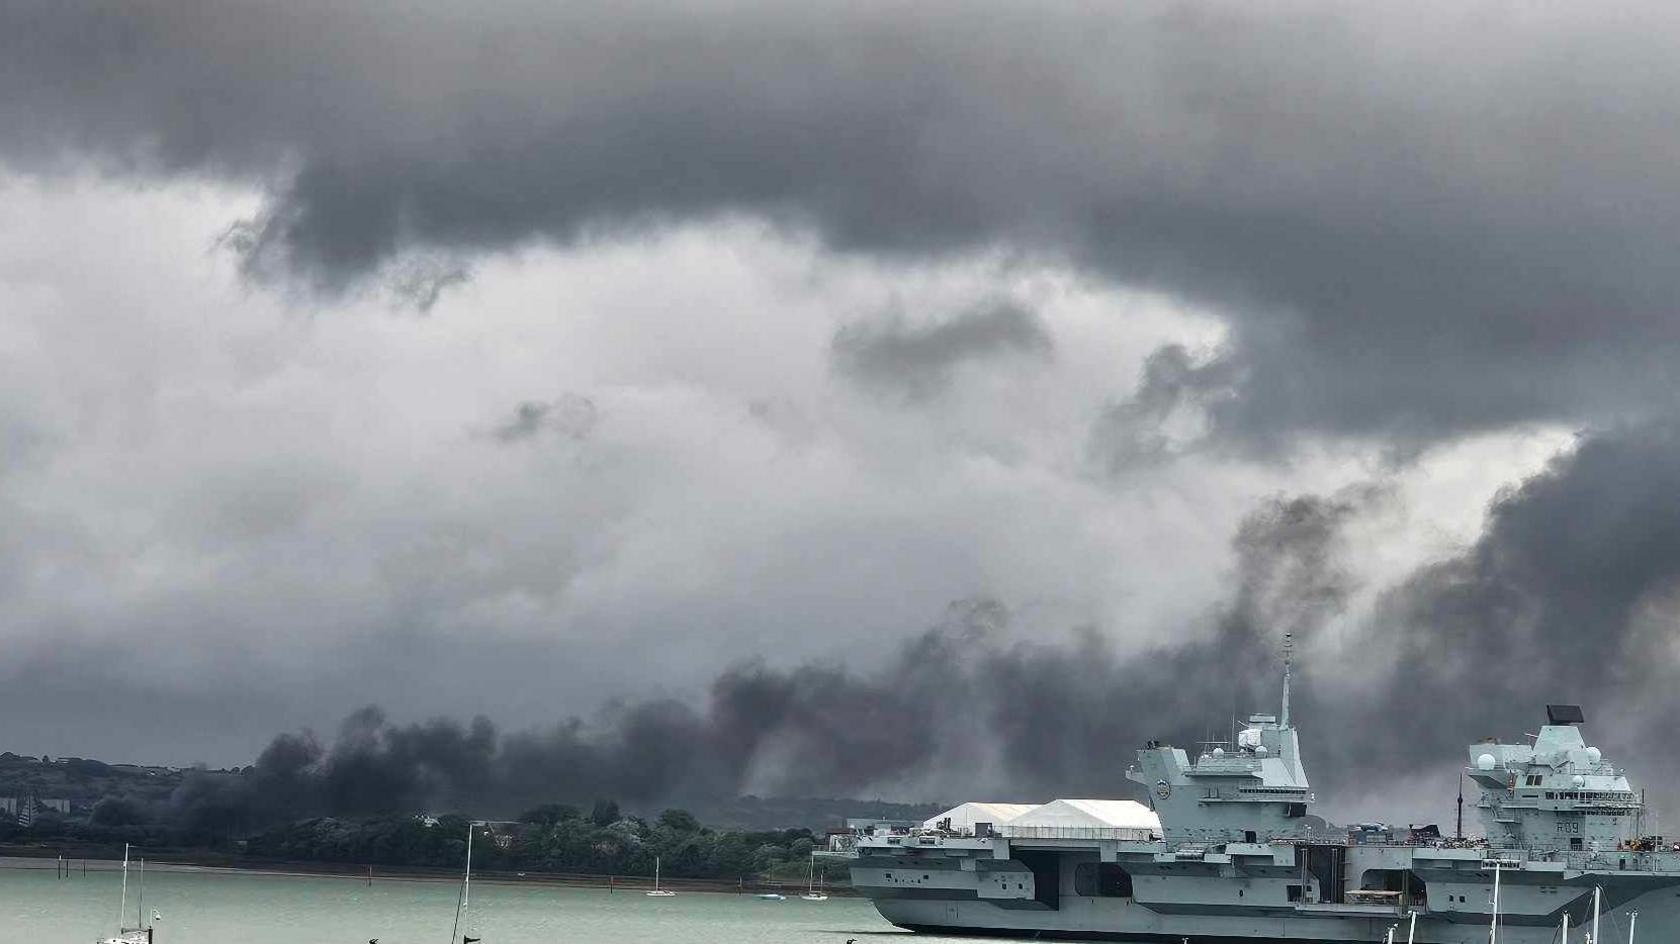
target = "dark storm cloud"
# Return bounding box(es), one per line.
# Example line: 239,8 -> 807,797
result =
9,2 -> 1680,440
832,301 -> 1053,399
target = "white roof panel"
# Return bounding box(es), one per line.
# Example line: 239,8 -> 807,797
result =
1005,798 -> 1160,832
923,801 -> 1039,831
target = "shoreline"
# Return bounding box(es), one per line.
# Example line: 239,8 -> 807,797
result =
0,845 -> 854,896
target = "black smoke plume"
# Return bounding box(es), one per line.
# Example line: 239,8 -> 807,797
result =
166,484 -> 1375,832
1330,424 -> 1680,794
168,425 -> 1680,832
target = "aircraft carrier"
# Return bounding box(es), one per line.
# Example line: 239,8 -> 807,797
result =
841,644 -> 1678,941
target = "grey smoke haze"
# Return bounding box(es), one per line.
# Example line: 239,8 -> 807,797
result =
7,0 -> 1680,832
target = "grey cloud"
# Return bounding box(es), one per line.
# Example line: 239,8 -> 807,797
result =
1090,343 -> 1240,470
10,2 -> 1680,440
495,403 -> 551,443
386,257 -> 470,313
493,394 -> 599,443
832,300 -> 1053,399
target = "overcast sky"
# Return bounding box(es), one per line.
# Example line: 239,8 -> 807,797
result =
6,0 -> 1680,824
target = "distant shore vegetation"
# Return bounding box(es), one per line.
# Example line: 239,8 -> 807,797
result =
4,802 -> 831,884
0,752 -> 930,883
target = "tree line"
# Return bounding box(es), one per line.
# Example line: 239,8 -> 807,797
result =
3,798 -> 833,883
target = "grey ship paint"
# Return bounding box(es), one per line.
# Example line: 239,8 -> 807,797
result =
842,644 -> 1678,942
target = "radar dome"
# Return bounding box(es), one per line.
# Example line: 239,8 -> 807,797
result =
1212,747 -> 1225,757
1477,753 -> 1497,771
1255,745 -> 1269,756
1586,747 -> 1602,764
1573,775 -> 1586,788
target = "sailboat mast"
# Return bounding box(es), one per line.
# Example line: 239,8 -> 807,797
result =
462,824 -> 474,918
1592,884 -> 1601,944
118,843 -> 130,930
449,823 -> 474,944
1489,862 -> 1500,944
137,857 -> 144,930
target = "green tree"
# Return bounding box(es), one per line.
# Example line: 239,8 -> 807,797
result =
751,842 -> 786,872
657,808 -> 700,833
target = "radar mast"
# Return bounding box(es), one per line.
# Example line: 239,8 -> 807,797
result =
1280,632 -> 1293,729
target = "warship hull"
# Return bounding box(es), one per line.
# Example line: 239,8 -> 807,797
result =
855,851 -> 1680,942
845,694 -> 1680,942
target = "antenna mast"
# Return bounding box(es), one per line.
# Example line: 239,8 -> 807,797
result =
1281,632 -> 1293,728
1457,773 -> 1465,840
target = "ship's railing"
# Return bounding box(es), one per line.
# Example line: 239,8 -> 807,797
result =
1534,849 -> 1680,872
1328,840 -> 1680,870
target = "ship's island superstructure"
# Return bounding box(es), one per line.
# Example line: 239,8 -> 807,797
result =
840,645 -> 1679,941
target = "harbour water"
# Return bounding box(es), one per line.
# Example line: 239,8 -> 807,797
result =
0,857 -> 954,944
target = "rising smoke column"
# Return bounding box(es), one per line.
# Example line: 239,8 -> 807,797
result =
175,485 -> 1379,825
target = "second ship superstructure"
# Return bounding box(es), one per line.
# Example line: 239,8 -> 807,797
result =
844,649 -> 1680,942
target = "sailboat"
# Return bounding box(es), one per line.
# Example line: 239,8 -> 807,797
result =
800,853 -> 828,902
449,823 -> 484,944
95,844 -> 155,944
646,856 -> 677,897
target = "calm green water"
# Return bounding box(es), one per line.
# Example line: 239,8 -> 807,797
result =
0,858 -> 956,944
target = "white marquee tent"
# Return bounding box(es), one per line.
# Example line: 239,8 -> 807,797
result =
923,801 -> 1040,833
1002,798 -> 1159,839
